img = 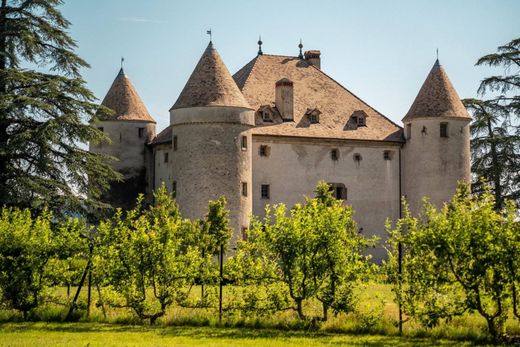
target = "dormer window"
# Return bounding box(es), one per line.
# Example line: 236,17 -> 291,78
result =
261,110 -> 273,122
258,105 -> 276,123
350,110 -> 368,128
306,108 -> 321,124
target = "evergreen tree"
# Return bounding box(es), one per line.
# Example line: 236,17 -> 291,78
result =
463,38 -> 520,207
0,0 -> 120,217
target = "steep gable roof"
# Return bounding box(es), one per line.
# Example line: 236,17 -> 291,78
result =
99,68 -> 156,123
233,54 -> 403,142
403,60 -> 470,121
171,42 -> 251,110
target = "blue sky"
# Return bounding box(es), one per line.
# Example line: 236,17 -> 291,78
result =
61,0 -> 519,131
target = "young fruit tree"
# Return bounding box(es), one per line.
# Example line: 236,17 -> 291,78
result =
387,183 -> 519,341
228,181 -> 376,321
95,185 -> 208,324
0,0 -> 119,216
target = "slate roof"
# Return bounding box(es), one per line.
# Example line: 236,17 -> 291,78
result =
99,68 -> 156,123
403,59 -> 470,121
171,42 -> 251,110
232,54 -> 403,142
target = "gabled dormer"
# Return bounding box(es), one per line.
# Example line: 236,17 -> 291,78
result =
345,110 -> 368,130
305,108 -> 322,124
258,105 -> 275,123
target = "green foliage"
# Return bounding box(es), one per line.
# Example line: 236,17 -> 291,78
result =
95,185 -> 211,324
228,181 -> 377,321
0,206 -> 87,317
387,182 -> 519,341
463,37 -> 520,207
0,0 -> 120,217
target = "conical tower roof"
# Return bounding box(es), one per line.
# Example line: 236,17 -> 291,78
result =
403,60 -> 470,121
99,68 -> 155,123
171,42 -> 251,110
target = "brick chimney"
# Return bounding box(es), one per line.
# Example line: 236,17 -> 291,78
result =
275,78 -> 294,121
304,50 -> 321,69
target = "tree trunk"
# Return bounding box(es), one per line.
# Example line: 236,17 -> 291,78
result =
296,299 -> 305,320
486,118 -> 502,209
322,302 -> 328,321
0,0 -> 9,207
87,268 -> 92,318
218,243 -> 223,324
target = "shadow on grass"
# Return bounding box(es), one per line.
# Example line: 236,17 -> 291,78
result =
0,322 -> 480,347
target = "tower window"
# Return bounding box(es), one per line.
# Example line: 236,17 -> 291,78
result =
241,136 -> 247,150
384,150 -> 392,160
259,145 -> 270,157
440,123 -> 448,138
354,153 -> 362,162
119,133 -> 122,142
138,127 -> 145,138
164,152 -> 169,163
173,135 -> 178,150
406,124 -> 412,139
261,184 -> 270,199
98,127 -> 104,132
242,182 -> 247,197
172,181 -> 177,198
331,148 -> 339,161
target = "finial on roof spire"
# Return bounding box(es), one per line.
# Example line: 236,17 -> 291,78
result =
206,29 -> 212,43
434,48 -> 440,67
257,35 -> 263,56
298,39 -> 303,59
118,56 -> 125,75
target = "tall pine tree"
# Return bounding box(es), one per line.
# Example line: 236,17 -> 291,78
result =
0,0 -> 120,216
463,38 -> 520,208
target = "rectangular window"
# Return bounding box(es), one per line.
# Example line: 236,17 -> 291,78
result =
406,124 -> 412,139
119,133 -> 122,143
173,135 -> 178,150
164,152 -> 169,163
242,182 -> 247,197
331,148 -> 339,161
309,114 -> 319,124
329,183 -> 347,200
357,116 -> 366,127
384,150 -> 391,160
259,145 -> 270,157
172,181 -> 177,198
261,184 -> 270,199
98,127 -> 104,132
138,127 -> 145,138
241,135 -> 247,150
440,123 -> 448,138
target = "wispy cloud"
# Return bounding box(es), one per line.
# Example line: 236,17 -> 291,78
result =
117,17 -> 167,24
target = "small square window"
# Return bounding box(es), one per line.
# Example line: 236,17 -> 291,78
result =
138,127 -> 145,138
357,116 -> 366,127
261,111 -> 273,122
354,153 -> 362,162
440,123 -> 448,138
331,148 -> 339,161
173,135 -> 178,150
164,152 -> 169,163
172,181 -> 177,198
259,145 -> 270,157
98,126 -> 104,132
309,113 -> 319,124
261,184 -> 270,199
241,136 -> 248,150
406,124 -> 412,139
242,182 -> 247,197
384,150 -> 391,160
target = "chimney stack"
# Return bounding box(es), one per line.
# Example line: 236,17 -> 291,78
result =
275,78 -> 294,121
304,50 -> 321,69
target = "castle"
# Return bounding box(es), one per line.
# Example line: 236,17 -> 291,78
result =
90,41 -> 471,261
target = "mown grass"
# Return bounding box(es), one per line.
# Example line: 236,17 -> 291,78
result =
0,322 -> 489,347
0,281 -> 518,345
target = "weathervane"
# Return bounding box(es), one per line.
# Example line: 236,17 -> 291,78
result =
121,56 -> 124,69
298,39 -> 303,59
207,29 -> 212,43
436,48 -> 439,60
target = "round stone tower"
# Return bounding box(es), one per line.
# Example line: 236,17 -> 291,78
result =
90,68 -> 156,209
170,42 -> 255,244
402,59 -> 471,214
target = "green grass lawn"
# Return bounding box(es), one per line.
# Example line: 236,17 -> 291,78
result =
0,322 -> 485,347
